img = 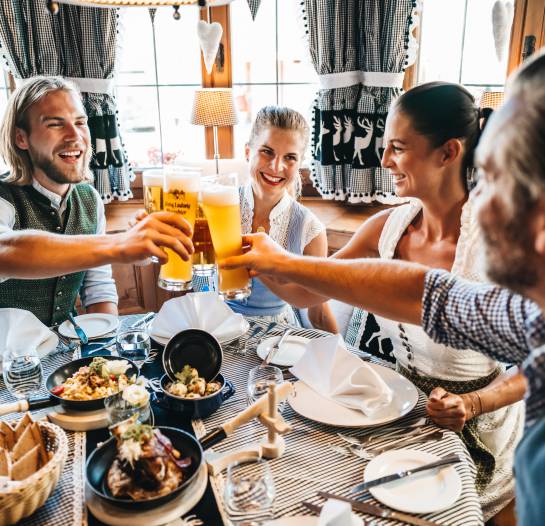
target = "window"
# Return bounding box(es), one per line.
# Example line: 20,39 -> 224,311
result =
116,7 -> 203,168
230,0 -> 317,157
417,0 -> 514,99
115,2 -> 318,168
0,72 -> 9,173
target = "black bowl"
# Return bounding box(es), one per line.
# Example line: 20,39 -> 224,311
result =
162,329 -> 222,383
86,426 -> 203,510
156,373 -> 235,419
46,356 -> 139,411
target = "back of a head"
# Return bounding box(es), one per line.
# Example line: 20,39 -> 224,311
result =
393,81 -> 480,185
0,76 -> 80,186
478,50 -> 545,201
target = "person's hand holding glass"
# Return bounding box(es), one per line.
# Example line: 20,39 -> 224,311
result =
201,173 -> 251,300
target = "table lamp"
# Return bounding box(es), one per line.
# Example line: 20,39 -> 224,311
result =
190,88 -> 238,174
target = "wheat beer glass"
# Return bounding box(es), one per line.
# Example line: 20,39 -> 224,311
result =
192,202 -> 216,276
202,174 -> 251,300
158,169 -> 200,291
143,170 -> 163,214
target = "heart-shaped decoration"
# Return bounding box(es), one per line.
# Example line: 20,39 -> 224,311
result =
197,20 -> 223,74
492,0 -> 514,62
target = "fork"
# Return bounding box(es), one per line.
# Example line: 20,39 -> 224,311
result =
351,431 -> 445,460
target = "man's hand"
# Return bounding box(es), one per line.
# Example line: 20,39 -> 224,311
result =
111,211 -> 194,265
129,209 -> 148,228
220,233 -> 289,277
426,387 -> 476,432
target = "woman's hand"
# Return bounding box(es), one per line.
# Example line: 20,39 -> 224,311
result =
426,387 -> 478,432
129,209 -> 148,228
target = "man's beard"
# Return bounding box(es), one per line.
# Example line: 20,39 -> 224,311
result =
481,205 -> 539,292
30,147 -> 92,185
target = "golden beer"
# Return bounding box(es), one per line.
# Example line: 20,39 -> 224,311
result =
158,171 -> 200,291
202,178 -> 250,299
143,170 -> 163,214
192,203 -> 215,275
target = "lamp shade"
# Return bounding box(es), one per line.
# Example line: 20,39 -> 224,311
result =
479,91 -> 504,110
190,88 -> 238,127
54,0 -> 233,6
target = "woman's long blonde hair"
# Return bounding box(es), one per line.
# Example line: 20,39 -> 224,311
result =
0,76 -> 82,185
248,106 -> 310,198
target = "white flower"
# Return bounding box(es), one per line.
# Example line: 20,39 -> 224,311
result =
122,384 -> 150,406
106,360 -> 130,376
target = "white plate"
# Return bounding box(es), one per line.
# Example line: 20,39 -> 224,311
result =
150,318 -> 249,346
256,335 -> 310,367
58,313 -> 119,340
364,449 -> 462,514
265,514 -> 363,525
288,363 -> 418,427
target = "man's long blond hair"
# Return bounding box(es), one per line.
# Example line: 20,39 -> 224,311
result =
0,76 -> 84,185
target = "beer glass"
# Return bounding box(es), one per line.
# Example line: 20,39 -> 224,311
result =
158,169 -> 200,291
143,170 -> 163,214
202,173 -> 251,300
192,202 -> 216,276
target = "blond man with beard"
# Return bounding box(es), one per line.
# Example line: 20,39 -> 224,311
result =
221,51 -> 545,526
0,76 -> 193,326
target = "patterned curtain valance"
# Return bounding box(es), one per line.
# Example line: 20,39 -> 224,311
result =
0,1 -> 133,203
302,0 -> 420,204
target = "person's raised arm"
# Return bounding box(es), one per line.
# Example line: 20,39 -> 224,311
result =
0,212 -> 194,279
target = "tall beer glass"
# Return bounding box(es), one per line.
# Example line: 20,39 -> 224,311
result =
202,174 -> 251,300
143,170 -> 163,214
192,202 -> 216,276
158,169 -> 200,291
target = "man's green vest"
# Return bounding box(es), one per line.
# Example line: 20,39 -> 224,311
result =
0,182 -> 98,326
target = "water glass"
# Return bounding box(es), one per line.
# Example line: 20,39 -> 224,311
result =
224,458 -> 275,524
104,391 -> 153,427
247,365 -> 285,411
2,349 -> 43,399
116,329 -> 151,367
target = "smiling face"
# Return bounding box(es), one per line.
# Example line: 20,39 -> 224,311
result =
245,126 -> 305,200
15,89 -> 91,189
381,109 -> 447,200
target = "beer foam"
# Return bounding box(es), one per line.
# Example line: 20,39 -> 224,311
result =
143,170 -> 163,187
163,171 -> 201,192
201,184 -> 239,206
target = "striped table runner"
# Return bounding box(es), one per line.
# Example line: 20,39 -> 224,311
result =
193,319 -> 484,526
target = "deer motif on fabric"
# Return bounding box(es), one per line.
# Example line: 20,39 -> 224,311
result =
353,117 -> 374,165
374,117 -> 385,165
314,119 -> 330,158
332,116 -> 343,162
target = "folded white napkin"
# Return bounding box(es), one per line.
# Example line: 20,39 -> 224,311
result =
150,292 -> 247,342
318,499 -> 353,526
290,334 -> 393,417
0,308 -> 56,359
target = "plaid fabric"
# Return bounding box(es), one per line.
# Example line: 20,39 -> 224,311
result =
422,269 -> 545,429
0,1 -> 133,203
301,0 -> 416,204
246,0 -> 262,20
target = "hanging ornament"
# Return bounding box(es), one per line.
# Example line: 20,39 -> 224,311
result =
197,19 -> 223,74
492,0 -> 514,62
246,0 -> 262,20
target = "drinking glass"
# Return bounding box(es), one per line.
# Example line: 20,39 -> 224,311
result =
2,348 -> 43,399
104,391 -> 153,427
201,173 -> 251,300
143,169 -> 164,264
224,458 -> 275,524
116,329 -> 151,368
158,168 -> 200,291
247,365 -> 285,411
192,201 -> 216,277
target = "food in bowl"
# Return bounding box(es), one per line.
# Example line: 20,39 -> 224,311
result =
51,357 -> 134,401
166,365 -> 221,398
0,413 -> 50,485
106,417 -> 192,500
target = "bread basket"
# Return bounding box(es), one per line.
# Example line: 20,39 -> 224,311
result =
0,420 -> 68,526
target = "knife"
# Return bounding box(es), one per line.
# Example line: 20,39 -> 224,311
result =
351,453 -> 461,494
264,328 -> 292,365
67,313 -> 88,344
318,492 -> 440,526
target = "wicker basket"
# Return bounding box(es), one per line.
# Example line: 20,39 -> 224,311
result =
0,421 -> 68,526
